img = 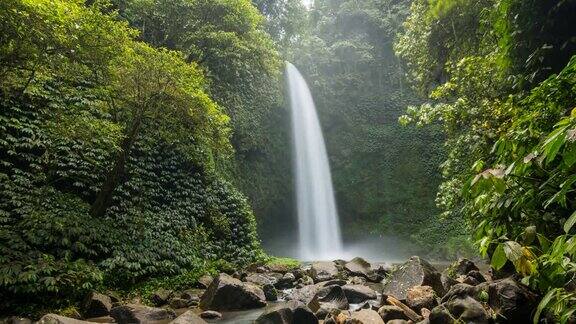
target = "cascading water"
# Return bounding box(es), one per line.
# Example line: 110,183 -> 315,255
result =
286,62 -> 343,260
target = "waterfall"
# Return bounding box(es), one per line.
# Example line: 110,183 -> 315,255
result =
286,62 -> 343,260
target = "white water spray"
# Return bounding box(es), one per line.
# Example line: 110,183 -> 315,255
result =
286,62 -> 342,260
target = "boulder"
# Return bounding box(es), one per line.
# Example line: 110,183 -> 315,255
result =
317,285 -> 349,310
323,309 -> 350,324
440,274 -> 458,294
291,285 -> 321,311
263,283 -> 278,301
245,273 -> 278,301
200,273 -> 266,311
197,275 -> 213,289
310,261 -> 339,282
428,305 -> 455,324
83,292 -> 112,318
180,289 -> 204,302
445,296 -> 489,324
169,310 -> 206,324
384,295 -> 423,323
377,305 -> 408,322
199,311 -> 222,319
297,275 -> 314,288
356,299 -> 381,311
342,285 -> 377,303
451,259 -> 479,276
349,309 -> 384,324
37,315 -> 97,324
488,278 -> 538,323
110,304 -> 176,323
151,288 -> 173,307
406,286 -> 438,312
169,298 -> 189,309
276,272 -> 296,289
255,301 -> 317,324
441,283 -> 486,303
317,279 -> 347,287
382,256 -> 444,300
348,276 -> 366,285
344,257 -> 379,282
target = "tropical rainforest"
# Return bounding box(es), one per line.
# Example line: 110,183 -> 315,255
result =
1,0 -> 576,322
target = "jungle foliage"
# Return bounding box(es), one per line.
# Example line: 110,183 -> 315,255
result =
0,0 -> 265,314
396,0 -> 576,321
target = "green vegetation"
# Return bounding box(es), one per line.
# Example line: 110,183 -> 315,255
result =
395,0 -> 576,321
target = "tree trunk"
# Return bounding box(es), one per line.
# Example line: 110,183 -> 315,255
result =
90,114 -> 142,218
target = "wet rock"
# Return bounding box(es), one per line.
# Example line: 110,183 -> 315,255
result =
377,305 -> 408,322
276,272 -> 296,289
344,257 -> 379,282
342,284 -> 377,303
83,292 -> 112,318
317,285 -> 349,310
406,286 -> 438,312
441,283 -> 488,303
197,275 -> 213,289
151,288 -> 173,307
440,274 -> 458,294
466,270 -> 486,284
445,296 -> 489,324
200,311 -> 222,319
349,309 -> 384,323
348,276 -> 366,285
37,314 -> 95,324
181,289 -> 204,302
255,301 -> 317,324
357,299 -> 381,311
169,310 -> 206,324
488,278 -> 538,323
263,283 -> 278,301
110,304 -> 176,323
200,273 -> 266,311
169,298 -> 189,309
310,261 -> 339,282
297,275 -> 314,288
317,279 -> 347,287
382,256 -> 444,300
291,285 -> 321,311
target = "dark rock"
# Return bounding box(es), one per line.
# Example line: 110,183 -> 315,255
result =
441,282 -> 489,303
466,270 -> 486,284
169,310 -> 207,324
349,309 -> 384,323
406,286 -> 438,312
83,292 -> 112,318
199,273 -> 266,311
452,259 -> 480,276
348,276 -> 366,285
344,257 -> 379,282
291,285 -> 321,311
276,272 -> 296,289
377,305 -> 408,322
445,296 -> 489,324
151,288 -> 173,307
357,300 -> 380,311
36,315 -> 94,324
169,298 -> 189,309
197,275 -> 213,289
384,295 -> 423,322
297,275 -> 314,288
315,307 -> 329,320
488,278 -> 538,323
180,289 -> 204,302
317,285 -> 349,310
110,304 -> 176,323
263,283 -> 278,301
2,317 -> 32,324
323,309 -> 350,324
199,311 -> 222,319
440,274 -> 458,294
428,305 -> 455,324
342,284 -> 377,303
317,279 -> 347,287
310,261 -> 339,282
255,301 -> 317,324
382,256 -> 444,300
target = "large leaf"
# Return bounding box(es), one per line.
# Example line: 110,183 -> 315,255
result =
563,211 -> 576,233
491,243 -> 507,270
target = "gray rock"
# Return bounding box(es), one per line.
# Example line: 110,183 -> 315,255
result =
406,286 -> 438,312
197,275 -> 213,289
445,296 -> 489,324
37,315 -> 97,324
0,317 -> 32,324
255,301 -> 317,324
263,283 -> 278,301
344,257 -> 380,282
387,320 -> 409,324
428,305 -> 455,324
110,304 -> 176,323
382,256 -> 444,300
377,305 -> 408,322
199,311 -> 222,319
310,261 -> 339,282
151,288 -> 173,307
169,310 -> 206,324
199,273 -> 266,310
440,273 -> 458,293
291,285 -> 321,312
180,289 -> 204,301
169,298 -> 189,309
349,309 -> 384,323
488,278 -> 538,323
317,285 -> 349,310
83,292 -> 112,318
276,272 -> 296,289
342,284 -> 377,303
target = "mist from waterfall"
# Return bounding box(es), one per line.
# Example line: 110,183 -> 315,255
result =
286,62 -> 342,261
